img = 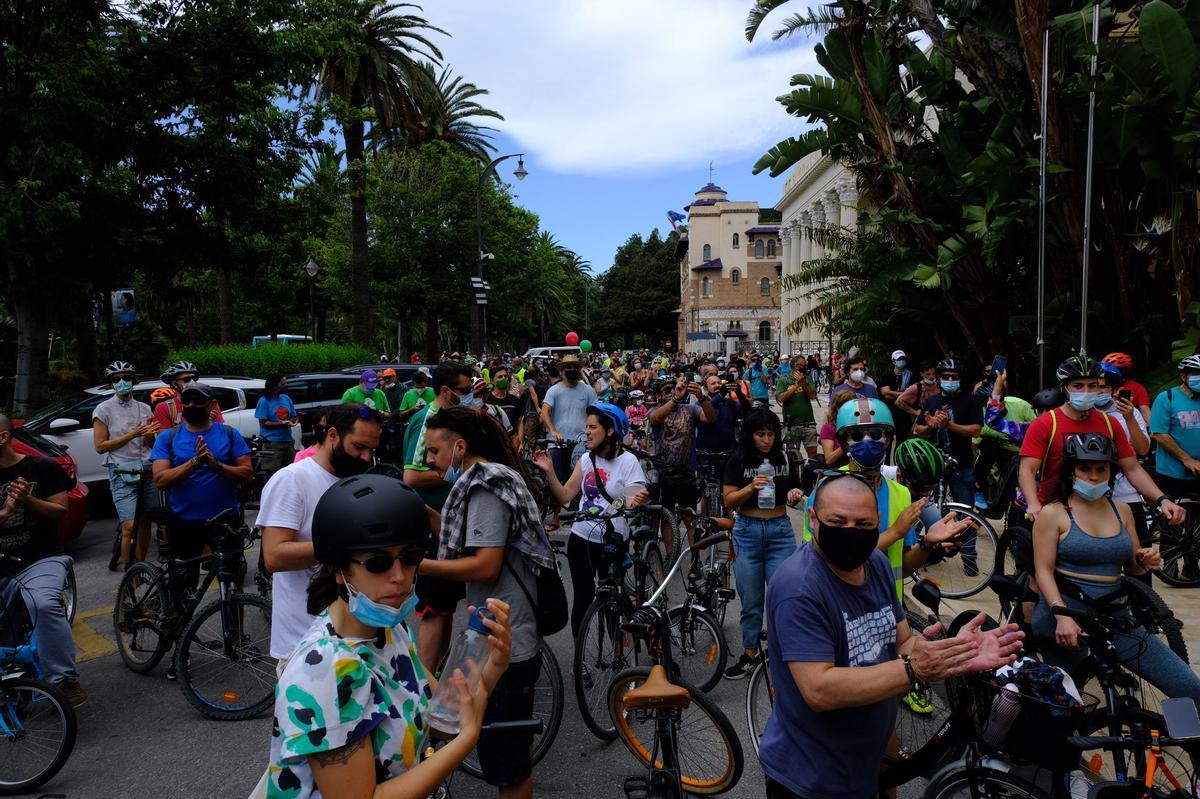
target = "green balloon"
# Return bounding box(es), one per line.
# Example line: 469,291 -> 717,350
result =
580,339 -> 593,352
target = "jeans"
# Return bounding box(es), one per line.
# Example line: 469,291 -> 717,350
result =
107,460 -> 158,524
0,556 -> 76,684
732,515 -> 797,651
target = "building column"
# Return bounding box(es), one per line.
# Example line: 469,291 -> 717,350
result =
808,202 -> 826,261
798,211 -> 813,264
779,225 -> 794,351
837,180 -> 858,230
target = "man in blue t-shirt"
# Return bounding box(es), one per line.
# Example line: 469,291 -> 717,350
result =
760,475 -> 1022,799
745,354 -> 770,401
1150,355 -> 1200,498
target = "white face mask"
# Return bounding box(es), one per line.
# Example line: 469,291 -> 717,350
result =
850,369 -> 866,383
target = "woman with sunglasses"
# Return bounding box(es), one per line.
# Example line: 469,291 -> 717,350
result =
266,473 -> 512,799
419,406 -> 555,799
721,406 -> 804,680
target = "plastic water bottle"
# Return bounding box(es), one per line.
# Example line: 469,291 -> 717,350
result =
426,608 -> 493,735
757,461 -> 776,510
981,683 -> 1021,746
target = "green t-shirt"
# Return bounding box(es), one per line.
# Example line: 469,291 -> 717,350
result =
340,385 -> 391,413
399,387 -> 435,411
777,374 -> 815,424
402,404 -> 451,510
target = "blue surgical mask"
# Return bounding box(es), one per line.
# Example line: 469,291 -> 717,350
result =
1067,391 -> 1097,411
1094,392 -> 1114,409
343,578 -> 418,629
1073,478 -> 1110,502
895,359 -> 907,369
114,379 -> 133,395
1188,375 -> 1200,392
940,379 -> 960,394
848,438 -> 887,469
444,445 -> 465,485
460,394 -> 482,409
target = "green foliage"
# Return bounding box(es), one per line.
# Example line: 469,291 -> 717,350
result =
163,344 -> 373,377
591,230 -> 680,349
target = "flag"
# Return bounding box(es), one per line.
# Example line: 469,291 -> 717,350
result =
666,210 -> 686,230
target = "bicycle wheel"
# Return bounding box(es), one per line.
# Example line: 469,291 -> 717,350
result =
660,508 -> 684,563
0,676 -> 77,795
628,541 -> 666,603
1151,500 -> 1200,588
924,767 -> 1051,799
62,565 -> 76,626
574,597 -> 639,740
666,606 -> 726,693
175,593 -> 276,720
893,611 -> 953,762
913,504 -> 999,598
608,667 -> 744,795
460,646 -> 565,779
113,561 -> 170,673
1121,577 -> 1189,663
745,658 -> 773,756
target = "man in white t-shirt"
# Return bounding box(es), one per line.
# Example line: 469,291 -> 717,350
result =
259,403 -> 382,658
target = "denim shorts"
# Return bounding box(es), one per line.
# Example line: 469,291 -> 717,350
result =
476,651 -> 541,786
107,461 -> 158,524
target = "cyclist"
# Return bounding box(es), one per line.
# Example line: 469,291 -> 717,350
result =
539,354 -> 597,532
420,406 -> 555,799
1031,433 -> 1200,704
1094,362 -> 1154,580
379,368 -> 403,412
265,474 -> 512,798
486,365 -> 521,434
93,360 -> 160,567
255,373 -> 299,481
745,353 -> 771,404
912,358 -> 983,508
895,360 -> 940,429
973,369 -> 1035,510
155,360 -> 224,428
776,355 -> 818,458
649,376 -> 716,555
878,350 -> 915,440
695,373 -> 744,459
532,403 -> 649,635
1149,354 -> 1200,500
341,369 -> 390,414
1103,352 -> 1153,420
721,407 -> 803,679
625,390 -> 649,435
0,414 -> 83,706
831,353 -> 878,400
817,391 -> 860,467
396,368 -> 435,422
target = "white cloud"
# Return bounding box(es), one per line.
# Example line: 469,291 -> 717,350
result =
423,0 -> 820,176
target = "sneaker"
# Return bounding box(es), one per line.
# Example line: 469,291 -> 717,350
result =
900,690 -> 933,715
974,491 -> 988,510
166,654 -> 190,681
723,652 -> 759,680
58,678 -> 88,707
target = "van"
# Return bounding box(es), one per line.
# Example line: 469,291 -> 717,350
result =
251,334 -> 312,348
523,346 -> 582,361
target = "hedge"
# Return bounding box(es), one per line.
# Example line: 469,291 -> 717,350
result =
162,344 -> 374,378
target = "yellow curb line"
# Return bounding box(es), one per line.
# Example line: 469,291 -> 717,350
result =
74,606 -> 117,663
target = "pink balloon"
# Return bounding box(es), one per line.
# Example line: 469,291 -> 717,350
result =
565,331 -> 580,346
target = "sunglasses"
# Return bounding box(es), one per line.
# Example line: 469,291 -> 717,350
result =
111,375 -> 134,384
845,427 -> 888,443
349,547 -> 427,573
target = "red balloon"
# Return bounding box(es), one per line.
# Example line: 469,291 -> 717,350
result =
565,331 -> 580,346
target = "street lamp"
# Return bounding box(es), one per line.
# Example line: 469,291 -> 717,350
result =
473,153 -> 528,354
305,258 -> 319,343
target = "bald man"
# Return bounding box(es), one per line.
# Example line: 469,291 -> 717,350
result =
757,474 -> 1024,799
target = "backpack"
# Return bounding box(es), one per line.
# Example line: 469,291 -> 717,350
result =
1037,408 -> 1115,479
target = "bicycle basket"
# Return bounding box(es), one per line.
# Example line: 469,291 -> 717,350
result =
970,667 -> 1098,770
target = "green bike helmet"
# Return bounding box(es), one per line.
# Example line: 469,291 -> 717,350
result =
835,396 -> 895,433
896,438 -> 945,486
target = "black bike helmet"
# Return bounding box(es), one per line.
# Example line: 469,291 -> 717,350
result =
312,474 -> 431,565
1055,355 -> 1103,383
1031,388 -> 1064,411
104,361 -> 135,380
935,358 -> 960,374
1062,432 -> 1116,463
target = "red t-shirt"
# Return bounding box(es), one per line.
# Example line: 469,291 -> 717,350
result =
153,397 -> 225,429
1018,407 -> 1134,504
1122,378 -> 1151,410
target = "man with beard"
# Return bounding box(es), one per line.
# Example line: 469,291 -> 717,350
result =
259,403 -> 383,659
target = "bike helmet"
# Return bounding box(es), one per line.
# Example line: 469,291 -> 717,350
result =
935,358 -> 960,374
587,402 -> 629,438
149,387 -> 177,404
312,474 -> 431,565
1062,432 -> 1116,463
161,360 -> 199,382
104,361 -> 135,380
1031,388 -> 1064,411
628,390 -> 645,400
835,396 -> 895,433
896,438 -> 945,486
1178,354 -> 1200,372
1055,355 -> 1103,383
1099,361 -> 1124,386
1102,352 -> 1133,371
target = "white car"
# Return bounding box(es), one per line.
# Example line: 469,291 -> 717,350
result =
21,376 -> 300,494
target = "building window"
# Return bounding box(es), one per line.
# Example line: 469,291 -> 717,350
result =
731,269 -> 740,284
768,239 -> 776,257
758,321 -> 772,342
760,277 -> 770,295
702,244 -> 711,261
702,277 -> 711,297
754,240 -> 765,258
700,322 -> 710,332
732,233 -> 739,248
731,319 -> 741,330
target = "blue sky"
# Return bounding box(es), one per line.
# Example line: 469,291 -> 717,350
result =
423,1 -> 820,273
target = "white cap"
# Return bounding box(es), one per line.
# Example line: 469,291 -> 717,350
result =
891,350 -> 907,361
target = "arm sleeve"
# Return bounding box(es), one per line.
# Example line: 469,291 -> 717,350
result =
772,594 -> 837,663
723,453 -> 743,487
92,402 -> 110,425
340,388 -> 355,404
276,645 -> 385,763
1131,383 -> 1151,408
402,411 -> 429,471
257,468 -> 306,529
37,458 -> 71,496
984,404 -> 1026,441
254,397 -> 269,422
375,390 -> 390,414
464,487 -> 512,549
149,433 -> 170,462
1018,413 -> 1051,459
1149,392 -> 1170,435
1110,420 -> 1134,459
541,384 -> 558,410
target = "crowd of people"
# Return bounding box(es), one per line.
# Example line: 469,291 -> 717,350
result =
2,343 -> 1199,798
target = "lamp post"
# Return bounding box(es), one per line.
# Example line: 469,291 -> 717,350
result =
305,258 -> 319,343
473,153 -> 527,355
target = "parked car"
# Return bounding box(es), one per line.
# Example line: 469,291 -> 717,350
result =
21,376 -> 300,499
9,425 -> 90,543
523,346 -> 580,361
282,372 -> 363,437
340,363 -> 432,383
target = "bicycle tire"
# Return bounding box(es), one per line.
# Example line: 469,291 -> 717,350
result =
0,675 -> 77,795
113,561 -> 171,673
666,606 -> 726,693
745,658 -> 773,756
913,504 -> 999,598
607,667 -> 744,795
62,565 -> 76,626
574,596 -> 637,741
108,520 -> 123,571
638,541 -> 667,601
923,767 -> 1052,799
1121,577 -> 1189,663
460,646 -> 565,779
894,610 -> 954,764
1151,500 -> 1200,588
175,593 -> 276,720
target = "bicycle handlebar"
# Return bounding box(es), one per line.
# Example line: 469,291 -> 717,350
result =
1051,604 -> 1136,634
1068,732 -> 1194,751
480,719 -> 543,736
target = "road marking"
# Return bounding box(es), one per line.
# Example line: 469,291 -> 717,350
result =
74,607 -> 117,663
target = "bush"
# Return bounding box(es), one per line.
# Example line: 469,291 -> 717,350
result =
161,343 -> 374,378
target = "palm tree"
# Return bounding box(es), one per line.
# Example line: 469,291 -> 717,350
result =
401,62 -> 503,162
310,0 -> 444,344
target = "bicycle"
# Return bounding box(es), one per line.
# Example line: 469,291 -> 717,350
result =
0,561 -> 76,795
430,719 -> 544,799
745,630 -> 772,756
1148,495 -> 1200,587
607,531 -> 744,798
112,509 -> 276,720
686,515 -> 735,630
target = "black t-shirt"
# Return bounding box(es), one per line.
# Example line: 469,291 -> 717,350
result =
723,450 -> 800,509
520,381 -> 548,417
917,392 -> 984,464
0,456 -> 70,564
877,369 -> 913,395
487,393 -> 521,429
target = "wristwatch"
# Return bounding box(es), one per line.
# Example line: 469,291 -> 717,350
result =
1154,495 -> 1171,508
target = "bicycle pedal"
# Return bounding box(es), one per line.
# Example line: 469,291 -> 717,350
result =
717,588 -> 736,601
623,776 -> 649,799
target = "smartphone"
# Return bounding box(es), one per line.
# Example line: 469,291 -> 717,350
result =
990,355 -> 1007,378
1118,388 -> 1132,402
1162,697 -> 1200,741
692,373 -> 701,382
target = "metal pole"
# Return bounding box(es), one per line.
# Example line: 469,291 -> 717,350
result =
1037,26 -> 1050,387
308,277 -> 315,343
1079,3 -> 1100,358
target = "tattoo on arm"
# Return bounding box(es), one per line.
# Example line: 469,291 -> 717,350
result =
311,736 -> 368,767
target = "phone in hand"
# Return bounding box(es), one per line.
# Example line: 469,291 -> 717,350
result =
990,355 -> 1007,378
1162,697 -> 1200,741
1118,388 -> 1132,402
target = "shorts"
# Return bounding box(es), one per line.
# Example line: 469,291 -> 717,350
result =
476,651 -> 541,787
785,423 -> 819,449
260,441 -> 295,474
414,573 -> 465,616
660,469 -> 698,511
107,461 -> 159,524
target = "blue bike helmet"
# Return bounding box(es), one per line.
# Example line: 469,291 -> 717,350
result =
587,402 -> 629,438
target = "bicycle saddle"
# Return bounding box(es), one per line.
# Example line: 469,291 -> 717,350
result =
622,665 -> 691,711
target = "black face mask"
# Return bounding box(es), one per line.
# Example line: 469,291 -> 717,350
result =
330,440 -> 370,477
182,406 -> 209,425
815,515 -> 879,571
564,370 -> 581,382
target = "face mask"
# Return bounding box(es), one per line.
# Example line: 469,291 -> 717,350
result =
1094,392 -> 1114,409
633,363 -> 642,370
816,517 -> 879,571
182,406 -> 209,425
848,438 -> 887,469
330,441 -> 370,477
1073,478 -> 1110,502
564,370 -> 581,382
894,360 -> 907,369
444,444 -> 466,485
1188,375 -> 1200,392
114,379 -> 134,395
634,399 -> 644,406
730,371 -> 739,380
922,377 -> 936,385
460,394 -> 483,409
850,369 -> 866,383
1067,391 -> 1096,412
344,577 -> 418,629
940,379 -> 960,394
495,379 -> 510,390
